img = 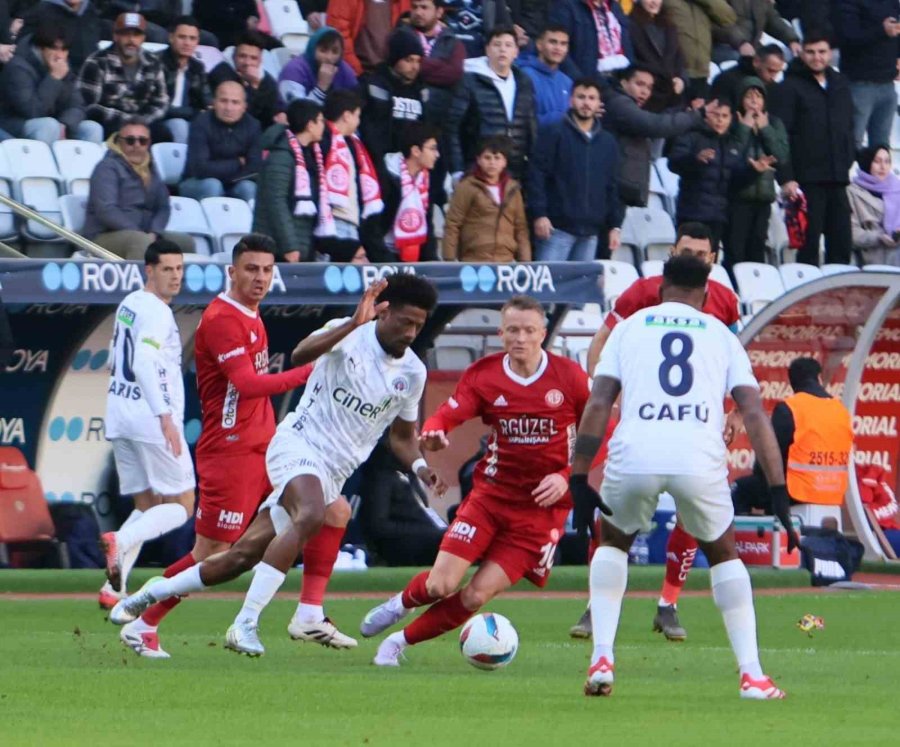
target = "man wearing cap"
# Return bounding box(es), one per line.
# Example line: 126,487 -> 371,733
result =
77,12 -> 169,137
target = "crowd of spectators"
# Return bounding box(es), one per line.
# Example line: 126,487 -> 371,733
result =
0,1 -> 896,268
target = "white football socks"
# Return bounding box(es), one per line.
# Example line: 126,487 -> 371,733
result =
115,509 -> 143,590
116,503 -> 190,553
711,558 -> 763,679
589,546 -> 629,666
296,603 -> 324,623
235,562 -> 286,626
151,564 -> 205,601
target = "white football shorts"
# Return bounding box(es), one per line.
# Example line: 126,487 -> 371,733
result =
600,469 -> 734,543
112,436 -> 195,497
259,429 -> 342,513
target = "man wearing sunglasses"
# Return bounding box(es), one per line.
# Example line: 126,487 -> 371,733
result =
83,118 -> 195,259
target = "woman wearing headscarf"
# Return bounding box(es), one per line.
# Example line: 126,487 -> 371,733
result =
847,145 -> 900,266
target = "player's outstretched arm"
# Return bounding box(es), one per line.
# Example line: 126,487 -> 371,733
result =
290,279 -> 389,366
389,417 -> 448,496
585,324 -> 611,376
733,385 -> 800,552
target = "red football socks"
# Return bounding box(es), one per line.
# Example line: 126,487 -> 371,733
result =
299,524 -> 345,605
400,571 -> 441,609
141,551 -> 197,626
403,591 -> 473,645
661,525 -> 699,605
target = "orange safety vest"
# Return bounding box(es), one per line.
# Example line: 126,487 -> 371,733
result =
784,392 -> 853,505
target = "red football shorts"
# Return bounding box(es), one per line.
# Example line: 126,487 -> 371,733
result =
195,451 -> 271,543
439,489 -> 570,588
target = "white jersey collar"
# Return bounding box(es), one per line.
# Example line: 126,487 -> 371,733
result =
218,292 -> 258,319
503,350 -> 548,386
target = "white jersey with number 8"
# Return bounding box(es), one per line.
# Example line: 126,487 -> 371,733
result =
593,301 -> 758,480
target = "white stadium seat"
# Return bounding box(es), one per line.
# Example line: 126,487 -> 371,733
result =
597,259 -> 639,309
0,148 -> 17,240
733,261 -> 785,313
620,206 -> 676,261
52,140 -> 104,196
863,264 -> 900,272
709,263 -> 734,291
193,45 -> 225,73
447,308 -> 502,333
166,196 -> 214,255
200,197 -> 253,254
820,263 -> 860,276
558,309 -> 604,335
778,263 -> 822,290
432,334 -> 482,369
264,0 -> 310,52
59,194 -> 87,234
151,143 -> 186,186
1,139 -> 63,241
641,259 -> 663,277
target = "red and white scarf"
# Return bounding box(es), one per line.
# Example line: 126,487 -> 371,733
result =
285,130 -> 325,217
416,28 -> 438,56
317,122 -> 383,236
393,157 -> 429,261
589,1 -> 623,61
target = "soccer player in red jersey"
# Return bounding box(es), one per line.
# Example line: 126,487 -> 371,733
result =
118,234 -> 355,658
361,295 -> 591,666
569,221 -> 742,642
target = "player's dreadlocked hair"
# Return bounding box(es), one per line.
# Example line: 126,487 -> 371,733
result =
662,253 -> 711,290
376,272 -> 438,313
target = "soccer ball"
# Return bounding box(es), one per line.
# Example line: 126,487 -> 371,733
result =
459,612 -> 519,671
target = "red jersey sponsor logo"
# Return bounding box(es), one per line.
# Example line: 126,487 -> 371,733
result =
545,389 -> 564,408
217,346 -> 246,364
447,520 -> 477,543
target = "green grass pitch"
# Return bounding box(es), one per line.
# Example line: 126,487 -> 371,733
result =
1,568 -> 897,746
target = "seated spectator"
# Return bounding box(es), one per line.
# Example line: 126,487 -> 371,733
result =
83,118 -> 195,259
97,1 -> 182,45
549,0 -> 633,79
711,0 -> 800,66
446,25 -> 536,181
253,99 -> 326,262
519,24 -> 573,128
328,0 -> 412,75
0,21 -> 102,143
19,0 -> 105,70
192,0 -> 278,50
358,28 -> 427,174
723,77 -> 789,274
847,145 -> 900,267
77,12 -> 169,137
154,15 -> 212,144
278,26 -> 358,106
180,81 -> 262,203
358,438 -> 445,567
443,135 -> 530,262
365,122 -> 441,262
710,43 -> 785,110
0,0 -> 14,66
628,0 -> 686,113
208,31 -> 282,127
529,78 -> 622,262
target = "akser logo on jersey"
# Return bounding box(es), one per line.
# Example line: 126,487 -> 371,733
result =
459,264 -> 556,294
323,264 -> 416,294
332,387 -> 393,420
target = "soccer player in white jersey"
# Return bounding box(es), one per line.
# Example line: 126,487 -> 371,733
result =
569,254 -> 800,700
110,273 -> 446,656
100,240 -> 195,606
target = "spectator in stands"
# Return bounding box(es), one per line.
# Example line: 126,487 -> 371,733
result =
602,64 -> 704,208
665,0 -> 744,102
154,15 -> 211,145
358,438 -> 445,567
78,12 -> 169,137
0,21 -> 102,143
710,43 -> 785,109
0,0 -> 15,66
771,32 -> 855,265
627,0 -> 686,114
446,25 -> 536,181
299,0 -> 327,33
405,0 -> 465,124
443,135 -> 530,262
180,81 -> 262,203
528,78 -> 622,262
667,100 -> 750,249
209,31 -> 283,127
733,357 -> 852,515
442,0 -> 514,57
833,1 -> 900,150
358,28 -> 427,173
519,24 -> 573,128
193,0 -> 278,50
549,0 -> 632,79
278,26 -> 358,105
253,99 -> 325,262
328,0 -> 411,75
507,0 -> 550,47
364,122 -> 441,262
0,288 -> 12,370
723,77 -> 789,274
20,1 -> 105,70
847,145 -> 900,267
712,0 -> 801,65
83,118 -> 195,259
97,1 -> 182,45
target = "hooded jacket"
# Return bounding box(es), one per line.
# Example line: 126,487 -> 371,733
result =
278,26 -> 359,105
769,58 -> 855,185
518,56 -> 572,129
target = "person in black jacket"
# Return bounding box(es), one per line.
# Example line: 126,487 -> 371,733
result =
208,31 -> 282,127
179,80 -> 262,202
18,1 -> 105,71
446,25 -> 536,181
770,33 -> 855,265
528,78 -> 623,262
0,289 -> 13,370
628,0 -> 686,113
710,43 -> 785,110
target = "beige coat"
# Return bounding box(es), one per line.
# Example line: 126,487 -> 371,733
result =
847,182 -> 900,265
442,175 -> 532,262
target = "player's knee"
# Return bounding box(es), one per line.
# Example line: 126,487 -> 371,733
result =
460,584 -> 493,611
230,544 -> 260,574
325,497 -> 352,528
292,500 -> 326,537
425,573 -> 455,600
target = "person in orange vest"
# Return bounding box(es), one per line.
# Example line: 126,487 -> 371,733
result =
732,357 -> 853,514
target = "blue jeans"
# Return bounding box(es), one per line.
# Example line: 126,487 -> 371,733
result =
23,117 -> 104,144
179,177 -> 257,202
536,228 -> 598,262
850,81 -> 897,149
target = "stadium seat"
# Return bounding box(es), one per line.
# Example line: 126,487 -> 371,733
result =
863,264 -> 900,272
1,139 -> 64,242
264,0 -> 310,51
200,197 -> 253,254
778,262 -> 822,290
431,334 -> 482,369
0,149 -> 17,240
166,196 -> 214,255
193,45 -> 225,73
820,263 -> 860,276
620,206 -> 676,261
767,204 -> 789,262
273,46 -> 296,71
641,259 -> 663,277
707,61 -> 721,84
610,244 -> 639,266
447,308 -> 502,333
558,309 -> 604,335
597,259 -> 639,309
654,158 -> 680,209
59,194 -> 87,234
709,262 -> 735,291
563,334 -> 592,360
733,261 -> 785,313
51,140 -> 104,196
151,142 -> 186,186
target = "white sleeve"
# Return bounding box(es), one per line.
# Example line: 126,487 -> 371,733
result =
309,316 -> 353,355
726,332 -> 759,393
592,322 -> 624,381
399,369 -> 426,422
132,311 -> 174,417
